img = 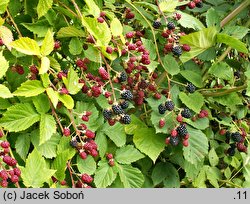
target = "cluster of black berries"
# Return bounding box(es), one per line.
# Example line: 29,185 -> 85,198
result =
0,133 -> 21,187
158,99 -> 175,114
224,130 -> 247,156
166,124 -> 190,147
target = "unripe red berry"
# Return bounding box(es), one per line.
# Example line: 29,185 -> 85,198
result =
1,141 -> 10,148
182,44 -> 191,52
106,153 -> 113,160
0,129 -> 4,137
159,119 -> 165,128
54,41 -> 61,49
11,175 -> 19,183
188,1 -> 196,9
81,173 -> 93,183
9,158 -> 17,166
0,170 -> 9,180
176,114 -> 183,123
219,129 -> 226,135
126,32 -> 135,38
104,91 -> 112,98
106,46 -> 113,54
165,137 -> 170,145
108,119 -> 116,126
171,129 -> 178,137
108,159 -> 115,167
13,168 -> 21,177
81,115 -> 89,122
79,151 -> 87,160
59,88 -> 69,95
0,38 -> 4,46
60,180 -> 67,186
63,128 -> 71,137
16,65 -> 25,75
85,130 -> 95,139
29,65 -> 39,74
125,12 -> 135,19
182,139 -> 189,147
100,11 -> 106,17
154,93 -> 161,99
0,180 -> 8,188
183,134 -> 190,140
90,149 -> 98,157
97,17 -> 104,23
98,67 -> 109,80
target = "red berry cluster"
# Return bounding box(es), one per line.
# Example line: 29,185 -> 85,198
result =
106,153 -> 115,167
0,134 -> 21,187
178,0 -> 203,10
68,112 -> 98,159
0,38 -> 4,46
11,64 -> 25,75
75,173 -> 93,188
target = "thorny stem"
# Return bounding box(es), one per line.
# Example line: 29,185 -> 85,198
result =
68,109 -> 81,136
56,1 -> 78,17
67,161 -> 75,188
101,54 -> 117,103
6,8 -> 22,37
49,99 -> 64,133
220,0 -> 250,28
71,0 -> 83,19
201,84 -> 247,97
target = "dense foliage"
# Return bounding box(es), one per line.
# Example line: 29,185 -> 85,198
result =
0,0 -> 249,188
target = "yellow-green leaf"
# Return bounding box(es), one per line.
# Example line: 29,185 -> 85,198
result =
46,87 -> 59,108
13,80 -> 45,97
10,37 -> 40,55
58,94 -> 74,109
0,51 -> 9,79
0,84 -> 13,98
37,0 -> 53,19
110,18 -> 123,36
40,56 -> 50,74
41,29 -> 54,56
0,25 -> 13,50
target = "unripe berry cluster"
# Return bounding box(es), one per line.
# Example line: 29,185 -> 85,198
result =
0,135 -> 21,187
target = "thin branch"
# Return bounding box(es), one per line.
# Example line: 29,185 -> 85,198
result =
6,8 -> 22,37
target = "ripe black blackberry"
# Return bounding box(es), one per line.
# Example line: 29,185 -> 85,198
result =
177,124 -> 188,137
118,71 -> 127,82
181,108 -> 192,118
70,139 -> 78,148
121,114 -> 131,124
121,90 -> 133,101
167,22 -> 175,30
158,103 -> 167,114
186,83 -> 196,93
231,132 -> 242,142
112,104 -> 124,115
120,100 -> 129,109
172,46 -> 182,56
153,20 -> 161,29
227,144 -> 236,156
165,100 -> 175,111
103,109 -> 112,120
170,136 -> 179,146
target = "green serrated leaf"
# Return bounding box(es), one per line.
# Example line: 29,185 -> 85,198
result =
40,56 -> 50,74
125,114 -> 147,135
0,51 -> 9,79
41,29 -> 54,56
133,128 -> 165,162
39,113 -> 56,145
20,148 -> 56,187
178,11 -> 205,30
217,33 -> 248,53
0,103 -> 40,132
206,166 -> 222,188
103,122 -> 126,147
13,80 -> 45,97
162,54 -> 180,76
58,93 -> 74,109
57,26 -> 85,38
15,133 -> 31,160
159,0 -> 177,13
152,162 -> 180,187
208,62 -> 234,83
77,155 -> 96,175
69,37 -> 83,55
62,67 -> 82,95
37,0 -> 53,18
180,27 -> 217,63
206,8 -> 220,27
0,0 -> 10,14
183,126 -> 208,167
22,20 -> 51,37
82,16 -> 111,46
179,92 -> 204,113
115,145 -> 144,164
0,84 -> 13,98
10,37 -> 40,56
46,87 -> 59,108
95,131 -> 107,158
181,70 -> 203,88
94,160 -> 117,188
222,26 -> 250,40
110,18 -> 123,37
31,130 -> 61,159
0,98 -> 11,109
208,148 -> 219,167
32,93 -> 50,114
117,164 -> 144,188
84,0 -> 100,17
52,149 -> 75,180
